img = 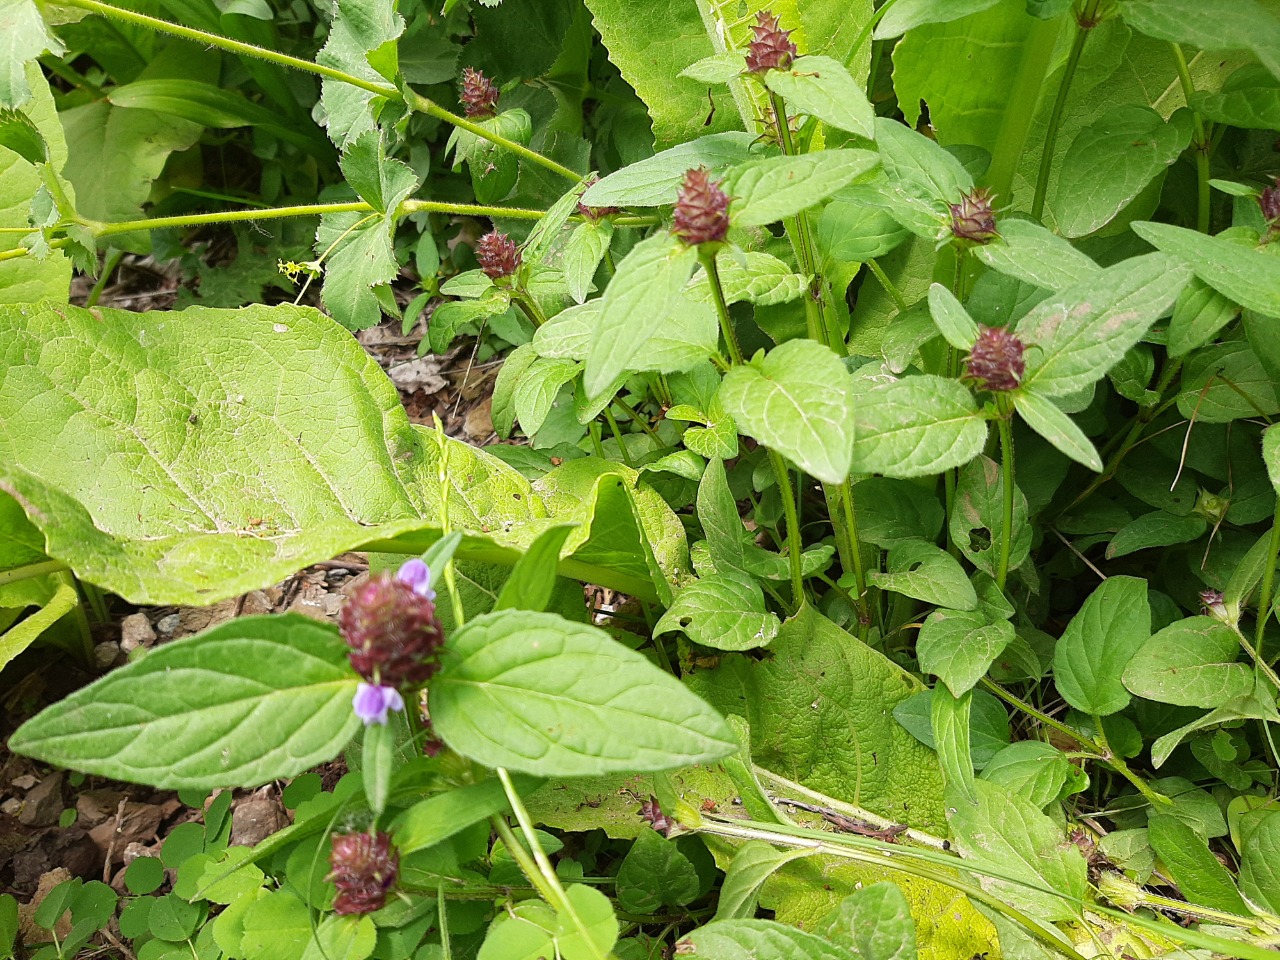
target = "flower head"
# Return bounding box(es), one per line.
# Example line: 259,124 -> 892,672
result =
639,795 -> 681,838
745,10 -> 797,74
965,325 -> 1025,392
672,168 -> 731,246
577,177 -> 620,222
1199,589 -> 1230,623
1259,177 -> 1280,226
459,67 -> 499,119
476,230 -> 522,280
395,558 -> 436,601
353,682 -> 405,725
329,831 -> 398,915
950,188 -> 998,244
338,574 -> 445,687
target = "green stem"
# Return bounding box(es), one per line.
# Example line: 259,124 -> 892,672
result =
995,404 -> 1015,592
1170,43 -> 1212,234
603,408 -> 634,467
1256,496 -> 1280,665
613,397 -> 662,444
866,259 -> 908,315
490,816 -> 559,905
850,0 -> 907,59
1232,623 -> 1280,694
1031,0 -> 1100,221
85,249 -> 124,306
768,450 -> 805,603
699,248 -> 744,365
0,559 -> 70,585
827,482 -> 871,638
512,290 -> 548,328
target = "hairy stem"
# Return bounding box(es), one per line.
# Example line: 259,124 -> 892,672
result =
699,248 -> 745,365
769,450 -> 805,604
1170,43 -> 1212,234
0,559 -> 70,585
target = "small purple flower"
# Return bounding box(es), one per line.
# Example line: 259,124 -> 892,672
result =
396,558 -> 436,601
353,683 -> 405,725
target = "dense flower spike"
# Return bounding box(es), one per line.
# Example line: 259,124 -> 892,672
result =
353,682 -> 405,725
329,831 -> 399,915
745,10 -> 798,74
672,168 -> 731,246
1259,177 -> 1280,225
476,230 -> 522,280
459,67 -> 499,119
338,574 -> 445,687
965,325 -> 1025,392
949,187 -> 998,244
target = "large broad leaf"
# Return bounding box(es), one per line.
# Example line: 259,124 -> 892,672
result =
1147,814 -> 1251,917
718,340 -> 855,484
0,0 -> 64,108
431,609 -> 735,776
812,883 -> 917,960
679,920 -> 846,960
316,0 -> 402,148
1051,576 -> 1151,716
1015,253 -> 1190,397
1117,0 -> 1280,81
581,133 -> 756,208
868,539 -> 977,612
0,301 -> 688,605
875,0 -> 1002,38
8,615 -> 360,789
688,604 -> 947,833
1132,221 -> 1280,318
1239,811 -> 1280,914
850,375 -> 987,479
726,149 -> 879,226
763,56 -> 875,139
1121,616 -> 1255,708
1052,106 -> 1193,237
917,608 -> 1015,697
0,65 -> 70,303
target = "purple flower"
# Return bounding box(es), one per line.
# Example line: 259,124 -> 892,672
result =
396,558 -> 436,601
353,683 -> 405,725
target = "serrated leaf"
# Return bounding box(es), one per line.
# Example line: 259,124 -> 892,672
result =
764,56 -> 874,138
1013,391 -> 1102,471
655,569 -> 780,651
972,219 -> 1100,291
432,609 -> 734,776
726,149 -> 878,226
1052,576 -> 1150,717
0,0 -> 64,108
0,106 -> 44,163
584,233 -> 703,396
317,210 -> 398,330
316,0 -> 402,148
1052,106 -> 1193,237
869,539 -> 977,612
9,615 -> 360,789
926,283 -> 978,349
340,129 -> 418,215
1106,511 -> 1207,559
1132,221 -> 1280,317
582,132 -> 756,207
1122,616 -> 1255,708
917,608 -> 1014,697
715,842 -> 812,921
680,919 -> 848,960
686,251 -> 805,307
1015,252 -> 1189,397
719,340 -> 855,484
850,375 -> 987,479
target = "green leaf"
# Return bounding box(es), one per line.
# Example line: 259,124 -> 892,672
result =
948,780 -> 1088,922
1167,278 -> 1239,358
1147,814 -> 1250,917
679,920 -> 847,960
393,775 -> 539,856
0,106 -> 44,163
1192,69 -> 1280,129
1013,391 -> 1102,471
979,741 -> 1075,810
931,687 -> 977,803
813,883 -> 917,960
582,133 -> 756,207
431,609 -> 734,776
1015,253 -> 1190,397
872,118 -> 971,240
1121,616 -> 1255,708
1176,340 -> 1280,425
916,608 -> 1014,697
950,456 -> 1031,578
868,539 -> 978,612
851,478 -> 944,549
1117,0 -> 1280,81
316,0 -> 402,148
494,525 -> 576,613
1239,811 -> 1280,914
301,915 -> 375,960
1052,576 -> 1151,717
241,889 -> 311,960
718,340 -> 855,484
556,884 -> 619,960
515,356 -> 581,436
850,375 -> 987,479
688,605 -> 947,833
894,688 -> 1010,770
616,830 -> 701,913
1132,221 -> 1280,317
317,209 -> 399,331
817,200 -> 910,264
874,0 -> 1002,38
1052,106 -> 1193,237
727,150 -> 878,227
0,576 -> 78,672
680,52 -> 745,84
361,719 -> 395,816
584,233 -> 703,397
478,900 -> 556,960
1266,424 -> 1280,494
1106,511 -> 1207,559
686,251 -> 806,306
669,400 -> 739,460
764,56 -> 875,138
655,569 -> 781,651
340,129 -> 418,215
562,220 -> 612,304
8,615 -> 359,789
972,219 -> 1100,291
715,842 -> 812,921
0,0 -> 64,108
926,283 -> 978,350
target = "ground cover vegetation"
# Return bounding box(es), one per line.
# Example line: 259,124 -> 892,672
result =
3,0 -> 1280,956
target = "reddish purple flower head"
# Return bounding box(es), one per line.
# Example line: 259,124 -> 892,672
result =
745,10 -> 798,74
459,67 -> 499,119
1259,177 -> 1280,225
338,565 -> 445,688
476,231 -> 522,280
329,831 -> 398,915
950,188 -> 998,244
965,325 -> 1025,392
672,168 -> 731,246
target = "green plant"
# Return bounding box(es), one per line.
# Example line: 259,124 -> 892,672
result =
5,0 -> 1280,958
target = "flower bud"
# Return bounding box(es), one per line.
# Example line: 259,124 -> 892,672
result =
476,230 -> 522,280
745,10 -> 797,74
965,325 -> 1025,392
672,167 -> 731,246
329,831 -> 398,915
459,67 -> 499,119
338,574 -> 444,688
577,177 -> 620,222
949,188 -> 998,244
1199,589 -> 1232,624
639,796 -> 682,838
1097,871 -> 1144,911
1259,177 -> 1280,225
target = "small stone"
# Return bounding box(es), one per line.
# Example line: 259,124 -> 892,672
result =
1,798 -> 21,816
121,841 -> 152,867
155,613 -> 181,635
76,789 -> 128,827
120,613 -> 156,652
230,796 -> 288,847
240,590 -> 274,617
12,774 -> 37,790
18,869 -> 74,943
18,772 -> 64,827
95,641 -> 121,670
322,594 -> 345,617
